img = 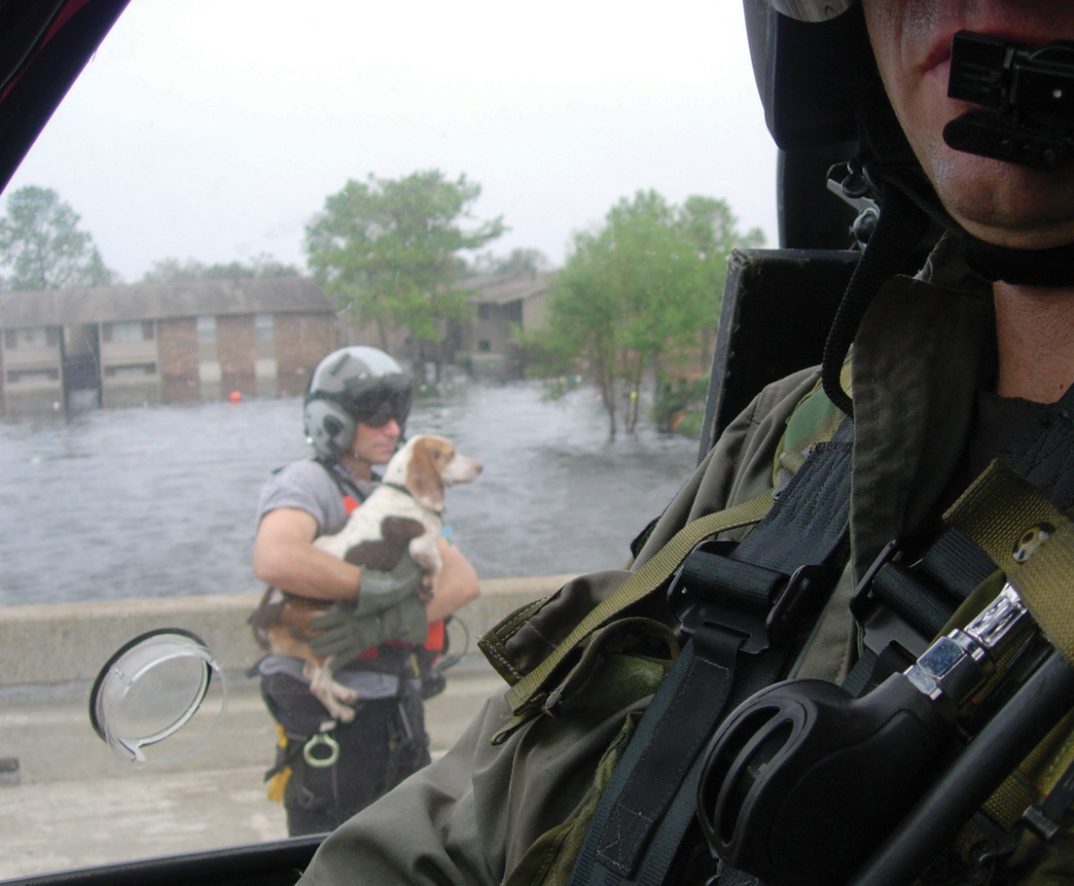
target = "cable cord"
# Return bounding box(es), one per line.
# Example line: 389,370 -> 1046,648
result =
821,183 -> 931,418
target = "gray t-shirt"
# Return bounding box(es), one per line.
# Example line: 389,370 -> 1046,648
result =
256,459 -> 376,535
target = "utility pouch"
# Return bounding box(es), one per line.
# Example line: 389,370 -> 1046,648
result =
503,617 -> 678,886
384,684 -> 431,786
482,491 -> 777,745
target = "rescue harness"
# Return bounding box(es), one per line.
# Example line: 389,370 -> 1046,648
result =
257,465 -> 447,802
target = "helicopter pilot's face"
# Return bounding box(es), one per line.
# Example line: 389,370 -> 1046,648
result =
862,0 -> 1074,250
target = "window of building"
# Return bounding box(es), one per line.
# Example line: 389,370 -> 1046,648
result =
7,368 -> 60,383
255,313 -> 274,342
196,315 -> 217,343
104,363 -> 157,378
108,321 -> 154,342
198,360 -> 221,384
4,326 -> 53,348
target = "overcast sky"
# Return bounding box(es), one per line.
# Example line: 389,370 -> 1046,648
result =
6,0 -> 780,283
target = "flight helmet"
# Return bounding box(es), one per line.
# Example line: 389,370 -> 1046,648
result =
303,346 -> 413,459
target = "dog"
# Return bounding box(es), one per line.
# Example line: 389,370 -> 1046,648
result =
251,434 -> 482,721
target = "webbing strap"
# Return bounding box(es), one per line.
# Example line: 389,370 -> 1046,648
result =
899,462 -> 1074,856
502,491 -> 774,715
849,382 -> 1074,696
568,629 -> 739,886
946,461 -> 1074,665
919,527 -> 999,598
568,431 -> 853,886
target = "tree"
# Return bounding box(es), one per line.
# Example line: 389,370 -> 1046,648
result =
472,247 -> 551,277
524,190 -> 764,438
0,186 -> 116,290
304,170 -> 506,378
141,253 -> 300,283
678,195 -> 765,370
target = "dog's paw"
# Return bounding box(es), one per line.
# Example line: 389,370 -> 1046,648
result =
305,660 -> 361,722
332,701 -> 357,724
312,684 -> 359,722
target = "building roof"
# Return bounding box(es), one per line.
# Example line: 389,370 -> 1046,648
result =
462,271 -> 553,306
0,276 -> 334,329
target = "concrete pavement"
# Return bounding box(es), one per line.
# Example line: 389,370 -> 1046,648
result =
0,576 -> 579,881
0,654 -> 506,881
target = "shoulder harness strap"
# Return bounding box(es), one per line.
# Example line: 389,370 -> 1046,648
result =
568,419 -> 855,886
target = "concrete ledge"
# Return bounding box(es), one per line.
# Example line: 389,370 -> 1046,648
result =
0,574 -> 575,687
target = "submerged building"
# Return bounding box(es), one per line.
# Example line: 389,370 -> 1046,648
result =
0,270 -> 556,412
0,277 -> 338,411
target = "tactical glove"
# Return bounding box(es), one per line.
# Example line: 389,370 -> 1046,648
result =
309,557 -> 428,661
309,593 -> 428,661
352,555 -> 424,616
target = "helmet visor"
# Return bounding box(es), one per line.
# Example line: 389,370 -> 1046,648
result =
768,0 -> 855,22
346,385 -> 412,429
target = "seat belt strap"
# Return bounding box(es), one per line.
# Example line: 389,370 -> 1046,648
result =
497,490 -> 775,717
569,426 -> 853,886
567,628 -> 740,886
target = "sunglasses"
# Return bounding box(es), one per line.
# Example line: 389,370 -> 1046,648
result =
351,390 -> 411,429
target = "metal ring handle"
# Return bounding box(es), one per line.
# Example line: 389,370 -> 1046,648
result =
303,732 -> 341,768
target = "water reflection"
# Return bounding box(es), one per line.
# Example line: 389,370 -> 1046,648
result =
0,381 -> 699,605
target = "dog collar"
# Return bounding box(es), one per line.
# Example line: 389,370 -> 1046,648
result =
381,481 -> 445,518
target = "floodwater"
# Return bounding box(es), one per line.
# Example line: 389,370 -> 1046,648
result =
0,381 -> 700,606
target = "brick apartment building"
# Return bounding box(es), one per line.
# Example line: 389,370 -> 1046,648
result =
0,277 -> 338,412
0,271 -> 556,412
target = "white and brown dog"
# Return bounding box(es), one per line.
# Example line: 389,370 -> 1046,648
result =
251,434 -> 481,721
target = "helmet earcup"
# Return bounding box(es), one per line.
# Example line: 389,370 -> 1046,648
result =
303,397 -> 356,458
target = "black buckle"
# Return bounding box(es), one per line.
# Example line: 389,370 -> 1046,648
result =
669,541 -> 837,655
851,538 -> 938,662
850,538 -> 904,623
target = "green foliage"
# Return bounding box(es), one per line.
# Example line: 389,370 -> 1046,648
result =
522,190 -> 763,437
0,186 -> 116,290
304,170 -> 506,367
652,375 -> 709,437
140,253 -> 300,283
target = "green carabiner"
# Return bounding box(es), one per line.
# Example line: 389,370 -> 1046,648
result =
303,732 -> 340,768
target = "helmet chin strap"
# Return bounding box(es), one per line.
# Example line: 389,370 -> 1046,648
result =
821,180 -> 931,418
881,161 -> 1074,287
957,234 -> 1074,287
821,166 -> 1074,421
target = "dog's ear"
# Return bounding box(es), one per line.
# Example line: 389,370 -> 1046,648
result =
406,437 -> 447,511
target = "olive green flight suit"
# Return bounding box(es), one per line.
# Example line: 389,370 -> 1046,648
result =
300,240 -> 1073,885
